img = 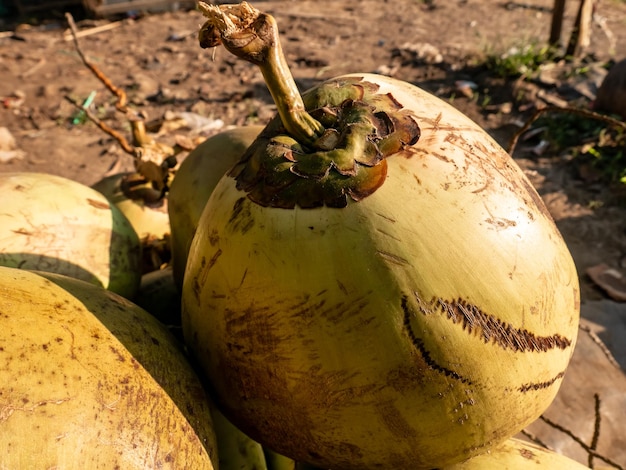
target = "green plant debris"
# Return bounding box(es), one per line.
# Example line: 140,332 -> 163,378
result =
486,43 -> 558,78
535,113 -> 626,184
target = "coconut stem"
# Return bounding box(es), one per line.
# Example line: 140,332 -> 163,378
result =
197,1 -> 324,146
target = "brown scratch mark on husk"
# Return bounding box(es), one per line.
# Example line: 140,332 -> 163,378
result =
375,399 -> 418,438
87,198 -> 110,210
401,296 -> 473,385
413,293 -> 572,353
518,370 -> 566,392
519,177 -> 554,222
192,250 -> 222,301
519,448 -> 536,459
375,227 -> 402,242
228,197 -> 255,234
377,250 -> 410,266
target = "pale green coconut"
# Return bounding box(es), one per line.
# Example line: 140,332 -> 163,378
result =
168,126 -> 262,289
0,171 -> 141,298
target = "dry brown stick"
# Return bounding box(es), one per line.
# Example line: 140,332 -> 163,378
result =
549,0 -> 567,46
62,20 -> 123,41
65,11 -> 153,158
589,393 -> 601,468
507,105 -> 626,155
64,95 -> 137,156
539,414 -> 624,469
64,12 -> 128,111
579,323 -> 622,370
566,0 -> 594,58
519,428 -> 555,451
20,57 -> 46,78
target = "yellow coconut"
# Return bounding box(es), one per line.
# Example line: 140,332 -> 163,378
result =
92,171 -> 171,241
0,265 -> 217,469
443,438 -> 589,469
182,4 -> 580,469
0,171 -> 141,298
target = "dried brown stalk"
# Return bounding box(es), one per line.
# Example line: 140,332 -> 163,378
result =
589,393 -> 601,468
549,0 -> 567,46
507,105 -> 626,156
539,412 -> 624,469
579,323 -> 621,370
64,95 -> 136,156
64,12 -> 177,195
566,0 -> 594,58
63,20 -> 123,42
197,1 -> 325,146
65,12 -> 129,112
519,428 -> 554,451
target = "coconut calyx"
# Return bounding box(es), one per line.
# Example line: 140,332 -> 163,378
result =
197,2 -> 420,208
130,120 -> 178,200
232,79 -> 420,208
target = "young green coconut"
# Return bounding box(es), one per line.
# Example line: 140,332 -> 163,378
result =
168,126 -> 263,290
182,3 -> 580,469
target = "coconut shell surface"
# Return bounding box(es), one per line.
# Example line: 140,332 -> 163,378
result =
0,266 -> 217,469
0,172 -> 142,299
92,171 -> 171,241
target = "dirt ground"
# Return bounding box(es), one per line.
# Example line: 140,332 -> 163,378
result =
1,0 -> 626,466
2,0 -> 626,301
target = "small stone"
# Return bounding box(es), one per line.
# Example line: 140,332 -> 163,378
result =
0,127 -> 17,151
594,58 -> 626,119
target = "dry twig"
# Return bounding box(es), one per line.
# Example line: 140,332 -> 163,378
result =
589,393 -> 601,468
62,20 -> 123,42
539,413 -> 624,469
549,0 -> 567,46
507,105 -> 626,155
20,58 -> 46,78
64,12 -> 129,112
579,323 -> 622,370
64,95 -> 136,156
519,428 -> 554,451
566,0 -> 594,58
63,12 -> 178,197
